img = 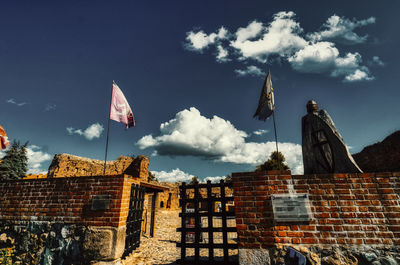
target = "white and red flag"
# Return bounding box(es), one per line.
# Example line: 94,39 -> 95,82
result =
0,125 -> 10,150
109,82 -> 135,128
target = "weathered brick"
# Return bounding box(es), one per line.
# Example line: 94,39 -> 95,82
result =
318,226 -> 334,231
287,231 -> 303,237
275,237 -> 291,243
301,238 -> 318,244
319,238 -> 336,244
277,231 -> 286,237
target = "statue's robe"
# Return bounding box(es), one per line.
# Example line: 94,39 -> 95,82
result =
302,110 -> 362,174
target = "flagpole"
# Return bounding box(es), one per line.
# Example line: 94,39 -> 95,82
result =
272,110 -> 279,158
270,69 -> 280,171
103,81 -> 114,176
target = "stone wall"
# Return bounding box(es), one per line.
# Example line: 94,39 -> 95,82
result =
47,154 -> 149,182
239,245 -> 400,265
0,175 -> 136,264
232,171 -> 400,265
157,182 -> 180,210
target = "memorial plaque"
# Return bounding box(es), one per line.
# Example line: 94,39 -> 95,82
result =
271,194 -> 312,222
91,195 -> 111,210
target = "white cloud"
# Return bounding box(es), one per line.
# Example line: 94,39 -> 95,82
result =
230,12 -> 307,62
152,169 -> 229,183
235,65 -> 265,77
371,56 -> 384,66
185,26 -> 229,52
0,145 -> 52,175
253,129 -> 268,136
217,27 -> 229,39
137,107 -> 303,174
216,45 -> 230,62
137,107 -> 247,157
6,98 -> 26,107
235,21 -> 263,42
152,168 -> 196,183
343,69 -> 374,82
288,42 -> 374,81
288,42 -> 339,73
183,11 -> 376,82
204,176 -> 226,183
217,141 -> 303,174
26,145 -> 52,174
308,15 -> 376,44
67,123 -> 104,140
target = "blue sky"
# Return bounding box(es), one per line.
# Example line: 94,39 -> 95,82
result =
1,0 -> 399,182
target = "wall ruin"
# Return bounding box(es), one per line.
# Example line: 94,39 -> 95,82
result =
47,154 -> 149,182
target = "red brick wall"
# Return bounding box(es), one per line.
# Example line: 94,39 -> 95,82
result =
0,175 -> 136,227
232,171 -> 400,248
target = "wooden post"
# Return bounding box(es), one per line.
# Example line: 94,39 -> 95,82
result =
220,179 -> 229,261
194,181 -> 200,263
180,182 -> 187,262
150,191 -> 157,237
207,180 -> 214,262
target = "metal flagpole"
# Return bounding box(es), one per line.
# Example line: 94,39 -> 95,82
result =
103,81 -> 114,176
270,69 -> 280,170
272,111 -> 279,154
272,110 -> 281,171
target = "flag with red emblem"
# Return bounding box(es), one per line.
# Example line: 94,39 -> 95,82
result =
0,125 -> 10,150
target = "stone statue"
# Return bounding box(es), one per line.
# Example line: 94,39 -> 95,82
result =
302,100 -> 362,174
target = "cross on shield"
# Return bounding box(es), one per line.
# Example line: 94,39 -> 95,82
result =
311,128 -> 335,173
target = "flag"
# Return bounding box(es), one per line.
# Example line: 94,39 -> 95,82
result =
109,82 -> 135,128
0,125 -> 10,150
253,71 -> 275,121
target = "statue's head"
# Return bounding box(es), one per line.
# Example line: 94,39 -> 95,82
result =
306,100 -> 318,113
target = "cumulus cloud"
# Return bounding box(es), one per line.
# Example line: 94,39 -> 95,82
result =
185,26 -> 228,52
216,45 -> 230,62
152,168 -> 196,182
288,42 -> 374,81
137,107 -> 303,174
307,15 -> 376,44
67,123 -> 104,140
235,21 -> 263,42
0,145 -> 52,175
6,98 -> 26,107
26,145 -> 52,174
183,11 -> 376,82
137,107 -> 247,158
231,12 -> 307,62
253,129 -> 268,136
235,65 -> 265,77
343,69 -> 374,82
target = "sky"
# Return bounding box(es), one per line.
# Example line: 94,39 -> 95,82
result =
0,0 -> 399,182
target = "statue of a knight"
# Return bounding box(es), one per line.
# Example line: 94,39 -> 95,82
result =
301,100 -> 363,174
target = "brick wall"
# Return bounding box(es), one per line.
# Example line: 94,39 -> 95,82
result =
232,171 -> 400,248
0,175 -> 136,227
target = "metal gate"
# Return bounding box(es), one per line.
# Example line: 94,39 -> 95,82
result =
123,184 -> 145,257
177,180 -> 238,264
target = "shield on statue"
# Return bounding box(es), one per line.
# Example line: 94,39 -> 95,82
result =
311,128 -> 335,173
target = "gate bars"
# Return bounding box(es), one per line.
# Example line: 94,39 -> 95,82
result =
177,180 -> 238,264
123,184 -> 145,257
